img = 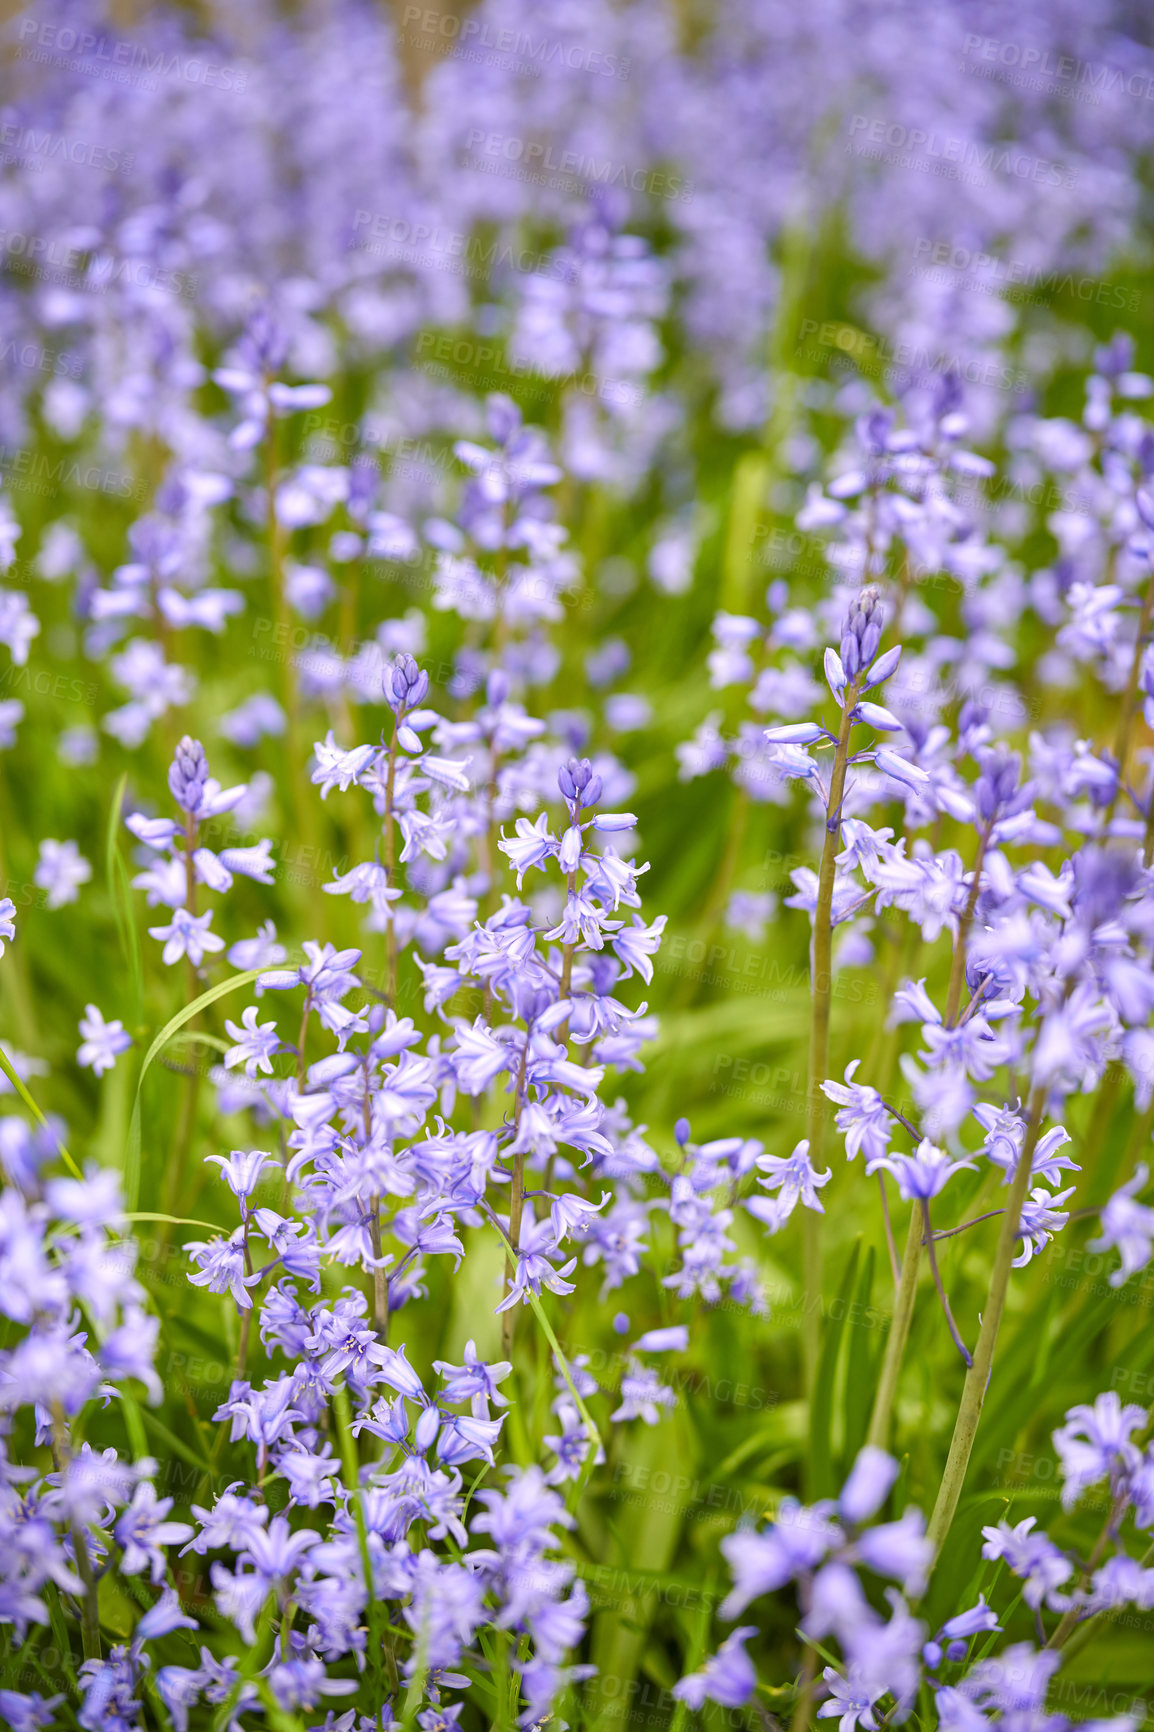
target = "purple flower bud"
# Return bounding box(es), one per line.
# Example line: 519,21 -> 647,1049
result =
854,701 -> 902,732
858,407 -> 894,456
613,1312 -> 630,1335
384,653 -> 429,715
975,747 -> 1022,820
558,757 -> 597,806
839,1445 -> 899,1524
486,391 -> 522,445
168,736 -> 209,816
674,1117 -> 691,1146
414,1403 -> 441,1454
839,585 -> 884,684
863,644 -> 902,690
874,748 -> 930,790
824,647 -> 847,699
487,667 -> 511,707
765,723 -> 828,745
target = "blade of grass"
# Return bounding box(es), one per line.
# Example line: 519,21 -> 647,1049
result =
124,963 -> 286,1211
105,770 -> 143,1023
0,1045 -> 82,1178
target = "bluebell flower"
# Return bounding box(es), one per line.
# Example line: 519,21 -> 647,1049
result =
1090,1164 -> 1154,1285
114,1484 -> 193,1584
34,839 -> 91,909
76,1005 -> 133,1077
672,1626 -> 757,1710
980,1518 -> 1074,1610
747,1139 -> 832,1230
1053,1390 -> 1147,1510
876,1139 -> 975,1202
149,907 -> 225,968
822,1063 -> 894,1169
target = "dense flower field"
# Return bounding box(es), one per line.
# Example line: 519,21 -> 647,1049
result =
3,0 -> 1154,1727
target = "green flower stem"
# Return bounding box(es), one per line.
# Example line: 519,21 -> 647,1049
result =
51,1402 -> 101,1662
926,1087 -> 1046,1558
803,688 -> 858,1393
501,1034 -> 533,1361
865,1203 -> 924,1450
944,820 -> 992,1028
382,719 -> 400,1011
1045,1493 -> 1128,1650
333,1380 -> 394,1699
167,813 -> 203,1218
789,1633 -> 818,1732
1111,564 -> 1154,801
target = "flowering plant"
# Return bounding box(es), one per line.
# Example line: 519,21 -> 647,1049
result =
1,2 -> 1154,1728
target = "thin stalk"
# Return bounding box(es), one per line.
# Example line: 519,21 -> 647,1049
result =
501,1035 -> 532,1360
944,821 -> 991,1027
362,1066 -> 389,1342
1056,1538 -> 1154,1666
930,1209 -> 1005,1242
921,1199 -> 972,1368
926,1088 -> 1046,1559
789,1585 -> 818,1732
382,719 -> 400,1010
367,723 -> 402,1347
235,1220 -> 253,1382
803,688 -> 858,1393
1109,564 -> 1154,809
51,1403 -> 101,1661
332,1380 -> 395,1698
482,738 -> 503,921
167,813 -> 201,1217
878,1170 -> 901,1288
1045,1493 -> 1127,1650
866,1203 -> 924,1450
265,406 -> 301,814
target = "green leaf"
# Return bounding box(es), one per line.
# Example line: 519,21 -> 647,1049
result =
105,769 -> 143,1023
137,1405 -> 214,1476
486,1213 -> 603,1472
122,1211 -> 224,1232
0,1044 -> 82,1178
123,964 -> 286,1211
